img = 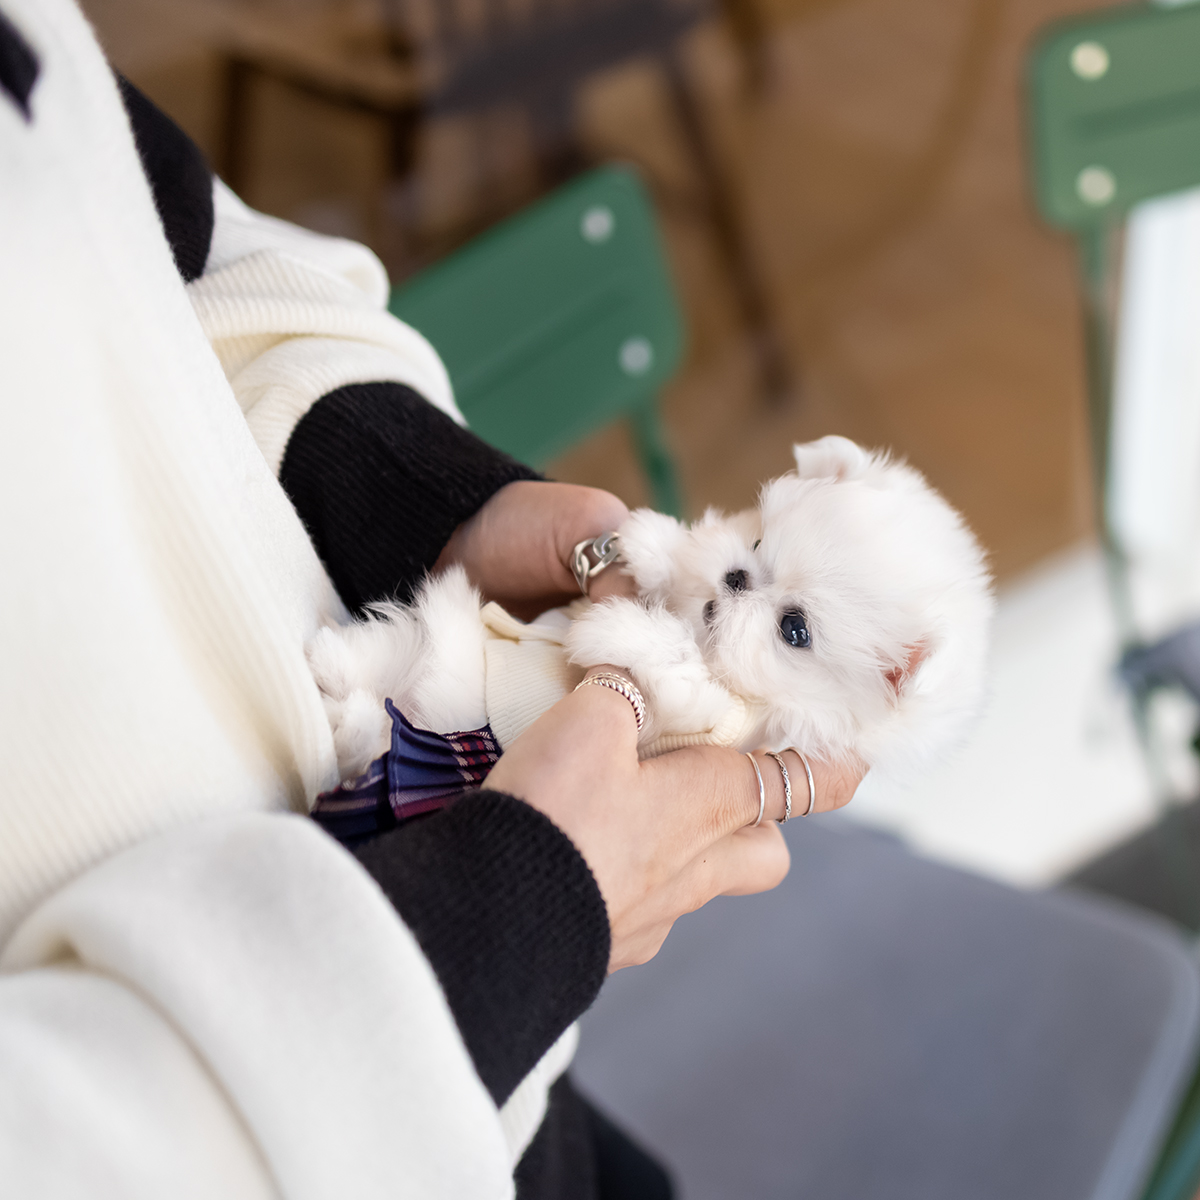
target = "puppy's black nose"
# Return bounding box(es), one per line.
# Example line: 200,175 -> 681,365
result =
724,569 -> 749,593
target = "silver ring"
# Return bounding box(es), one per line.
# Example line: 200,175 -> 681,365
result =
745,753 -> 765,828
574,671 -> 645,731
766,751 -> 792,822
571,532 -> 621,595
786,748 -> 816,817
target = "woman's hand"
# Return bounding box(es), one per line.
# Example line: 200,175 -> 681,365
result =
433,480 -> 636,619
487,670 -> 866,972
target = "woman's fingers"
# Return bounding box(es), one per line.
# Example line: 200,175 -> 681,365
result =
434,480 -> 630,616
719,824 -> 792,895
641,745 -> 765,840
550,486 -> 629,584
806,753 -> 867,813
680,822 -> 791,903
490,684 -> 867,976
607,823 -> 791,971
730,748 -> 868,823
585,566 -> 639,603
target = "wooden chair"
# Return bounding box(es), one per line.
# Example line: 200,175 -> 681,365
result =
216,0 -> 790,402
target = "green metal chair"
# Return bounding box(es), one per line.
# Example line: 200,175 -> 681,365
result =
1029,0 -> 1200,647
1028,5 -> 1200,1198
1145,1068 -> 1200,1200
388,164 -> 686,516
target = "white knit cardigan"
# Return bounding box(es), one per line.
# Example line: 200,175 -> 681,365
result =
0,1 -> 565,1193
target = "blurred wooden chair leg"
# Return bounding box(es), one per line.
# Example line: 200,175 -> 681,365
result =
529,89 -> 589,191
660,44 -> 791,406
219,55 -> 254,190
718,0 -> 770,96
380,104 -> 421,267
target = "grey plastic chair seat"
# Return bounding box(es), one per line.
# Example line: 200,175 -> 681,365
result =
572,819 -> 1200,1200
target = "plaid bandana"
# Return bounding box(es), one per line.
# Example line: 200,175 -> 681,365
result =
311,700 -> 500,847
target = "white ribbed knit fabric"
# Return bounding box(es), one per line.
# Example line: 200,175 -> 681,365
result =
0,1 -> 518,1194
191,182 -> 463,475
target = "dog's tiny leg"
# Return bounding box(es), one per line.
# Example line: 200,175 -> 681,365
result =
307,625 -> 362,702
331,688 -> 392,779
568,599 -> 734,740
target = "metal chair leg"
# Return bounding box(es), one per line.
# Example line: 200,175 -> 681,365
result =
629,396 -> 684,518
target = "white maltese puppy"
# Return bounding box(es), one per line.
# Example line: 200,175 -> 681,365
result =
309,436 -> 993,782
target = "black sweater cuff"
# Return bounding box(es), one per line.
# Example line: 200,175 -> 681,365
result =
353,789 -> 611,1107
280,381 -> 541,612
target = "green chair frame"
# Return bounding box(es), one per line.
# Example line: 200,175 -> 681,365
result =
389,164 -> 686,516
1027,5 -> 1200,1198
1029,0 -> 1200,650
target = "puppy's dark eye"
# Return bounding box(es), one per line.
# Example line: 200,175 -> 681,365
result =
779,609 -> 811,649
752,539 -> 761,551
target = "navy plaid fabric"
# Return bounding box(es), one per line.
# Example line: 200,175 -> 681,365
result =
312,700 -> 500,847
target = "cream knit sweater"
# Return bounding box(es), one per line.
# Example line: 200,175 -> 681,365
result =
0,1 -> 545,1193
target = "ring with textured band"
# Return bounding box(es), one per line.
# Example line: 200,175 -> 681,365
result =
571,532 -> 621,595
574,670 -> 646,731
766,751 -> 792,822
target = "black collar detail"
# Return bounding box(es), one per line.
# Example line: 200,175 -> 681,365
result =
0,9 -> 38,121
116,75 -> 215,283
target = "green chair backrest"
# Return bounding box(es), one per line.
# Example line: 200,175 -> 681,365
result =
1029,1 -> 1200,232
1026,0 -> 1200,642
388,164 -> 685,506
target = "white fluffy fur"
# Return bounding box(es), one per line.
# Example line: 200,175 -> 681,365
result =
309,567 -> 488,775
582,436 -> 995,775
309,436 -> 993,780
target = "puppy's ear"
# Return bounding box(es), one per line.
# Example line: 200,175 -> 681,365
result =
884,643 -> 928,699
793,436 -> 868,481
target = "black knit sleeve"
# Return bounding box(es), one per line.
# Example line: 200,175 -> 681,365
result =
353,789 -> 611,1107
280,381 -> 542,613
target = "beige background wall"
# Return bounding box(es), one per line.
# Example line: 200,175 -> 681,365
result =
83,0 -> 1118,580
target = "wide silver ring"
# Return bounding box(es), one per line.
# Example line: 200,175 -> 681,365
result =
572,532 -> 621,595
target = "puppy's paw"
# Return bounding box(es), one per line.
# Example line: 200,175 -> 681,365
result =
568,599 -> 734,740
567,597 -> 689,670
617,509 -> 687,598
